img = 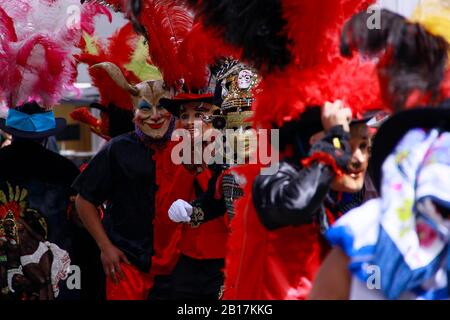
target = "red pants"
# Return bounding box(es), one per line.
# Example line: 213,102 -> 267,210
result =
106,263 -> 154,300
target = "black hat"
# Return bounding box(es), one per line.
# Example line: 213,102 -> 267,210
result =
159,93 -> 217,118
90,102 -> 135,138
278,106 -> 324,160
370,101 -> 450,192
0,101 -> 66,140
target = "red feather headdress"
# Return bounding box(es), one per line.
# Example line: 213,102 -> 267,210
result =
252,0 -> 383,128
253,0 -> 383,128
177,22 -> 239,90
88,1 -> 239,92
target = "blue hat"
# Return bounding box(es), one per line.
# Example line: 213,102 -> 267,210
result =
0,101 -> 66,139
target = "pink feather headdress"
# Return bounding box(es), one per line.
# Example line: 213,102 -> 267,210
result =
0,0 -> 111,108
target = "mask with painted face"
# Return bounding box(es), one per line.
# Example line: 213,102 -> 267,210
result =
133,81 -> 173,139
91,62 -> 175,141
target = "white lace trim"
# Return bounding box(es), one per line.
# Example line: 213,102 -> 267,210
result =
20,242 -> 49,266
48,242 -> 71,297
20,241 -> 71,298
7,266 -> 23,293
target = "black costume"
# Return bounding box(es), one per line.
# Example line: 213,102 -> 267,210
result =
72,132 -> 157,272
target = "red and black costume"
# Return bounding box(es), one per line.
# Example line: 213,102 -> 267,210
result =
148,141 -> 193,300
171,165 -> 229,300
161,91 -> 230,300
223,114 -> 352,299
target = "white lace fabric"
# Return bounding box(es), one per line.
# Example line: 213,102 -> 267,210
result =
19,241 -> 71,297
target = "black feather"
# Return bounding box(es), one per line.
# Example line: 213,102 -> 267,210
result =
182,0 -> 292,72
341,9 -> 449,110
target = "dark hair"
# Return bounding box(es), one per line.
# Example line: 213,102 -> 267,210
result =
278,106 -> 323,160
341,9 -> 449,111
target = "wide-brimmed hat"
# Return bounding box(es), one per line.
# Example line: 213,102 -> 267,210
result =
0,101 -> 66,140
159,93 -> 217,118
370,101 -> 450,191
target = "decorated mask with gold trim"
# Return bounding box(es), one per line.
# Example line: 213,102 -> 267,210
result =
219,64 -> 260,117
215,62 -> 260,162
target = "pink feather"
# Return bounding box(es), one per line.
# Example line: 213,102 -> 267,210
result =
0,0 -> 108,108
0,7 -> 17,42
81,2 -> 113,35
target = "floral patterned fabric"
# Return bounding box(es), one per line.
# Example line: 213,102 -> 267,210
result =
327,128 -> 450,300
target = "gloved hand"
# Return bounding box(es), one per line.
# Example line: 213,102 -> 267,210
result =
168,199 -> 193,223
309,125 -> 352,171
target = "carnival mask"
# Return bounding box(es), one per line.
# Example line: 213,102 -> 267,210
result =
220,65 -> 259,112
91,62 -> 173,139
237,70 -> 254,90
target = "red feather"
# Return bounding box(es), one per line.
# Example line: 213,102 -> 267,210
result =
81,2 -> 113,35
342,0 -> 375,17
138,0 -> 194,88
281,0 -> 342,67
108,23 -> 138,72
281,0 -> 375,68
70,107 -> 101,128
252,55 -> 384,129
78,23 -> 141,109
178,22 -> 240,89
249,0 -> 381,128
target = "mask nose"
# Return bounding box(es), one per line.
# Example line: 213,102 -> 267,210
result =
150,109 -> 162,122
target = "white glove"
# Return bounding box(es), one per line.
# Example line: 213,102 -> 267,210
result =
168,199 -> 193,223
